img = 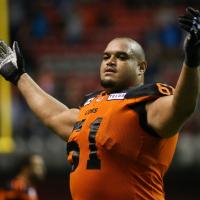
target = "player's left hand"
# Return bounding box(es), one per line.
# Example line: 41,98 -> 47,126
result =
178,7 -> 200,68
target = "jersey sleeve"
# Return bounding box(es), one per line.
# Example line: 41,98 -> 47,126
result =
155,83 -> 174,96
126,83 -> 175,138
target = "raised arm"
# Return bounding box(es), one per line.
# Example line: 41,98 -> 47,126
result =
0,41 -> 79,141
146,7 -> 200,137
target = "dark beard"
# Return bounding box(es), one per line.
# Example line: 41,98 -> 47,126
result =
100,80 -> 126,93
100,80 -> 116,89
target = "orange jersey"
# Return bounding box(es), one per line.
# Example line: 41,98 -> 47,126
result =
67,83 -> 179,200
0,177 -> 38,200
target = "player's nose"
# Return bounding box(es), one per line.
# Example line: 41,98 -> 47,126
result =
106,55 -> 116,67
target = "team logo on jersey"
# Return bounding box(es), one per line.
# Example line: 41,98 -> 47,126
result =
96,97 -> 104,102
84,97 -> 95,106
107,93 -> 126,100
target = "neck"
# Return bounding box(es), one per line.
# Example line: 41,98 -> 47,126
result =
104,82 -> 144,94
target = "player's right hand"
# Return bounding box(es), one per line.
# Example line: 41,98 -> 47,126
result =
0,41 -> 25,85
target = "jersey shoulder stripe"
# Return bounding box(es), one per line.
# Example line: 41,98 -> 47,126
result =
80,83 -> 174,106
125,83 -> 174,99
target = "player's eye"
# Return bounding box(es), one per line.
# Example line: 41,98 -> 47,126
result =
103,53 -> 110,60
116,52 -> 128,60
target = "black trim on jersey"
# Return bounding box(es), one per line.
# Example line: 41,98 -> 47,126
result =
73,119 -> 85,131
80,90 -> 102,107
80,83 -> 173,106
129,102 -> 161,138
67,141 -> 80,172
124,83 -> 173,99
125,83 -> 161,99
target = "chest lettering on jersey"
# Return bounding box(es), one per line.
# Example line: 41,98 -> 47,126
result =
87,117 -> 102,169
84,108 -> 98,115
107,92 -> 126,100
67,117 -> 103,172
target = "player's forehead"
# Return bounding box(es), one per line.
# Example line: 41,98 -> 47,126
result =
104,38 -> 133,54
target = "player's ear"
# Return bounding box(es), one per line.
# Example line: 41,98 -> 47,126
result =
137,61 -> 147,75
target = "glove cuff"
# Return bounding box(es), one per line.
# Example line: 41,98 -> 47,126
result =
184,51 -> 200,68
184,59 -> 199,68
1,61 -> 25,85
184,35 -> 200,68
12,71 -> 25,85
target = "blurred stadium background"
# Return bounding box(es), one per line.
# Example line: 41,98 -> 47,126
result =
0,0 -> 200,199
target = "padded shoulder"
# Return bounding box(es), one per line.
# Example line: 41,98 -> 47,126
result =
125,83 -> 174,99
80,90 -> 102,107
